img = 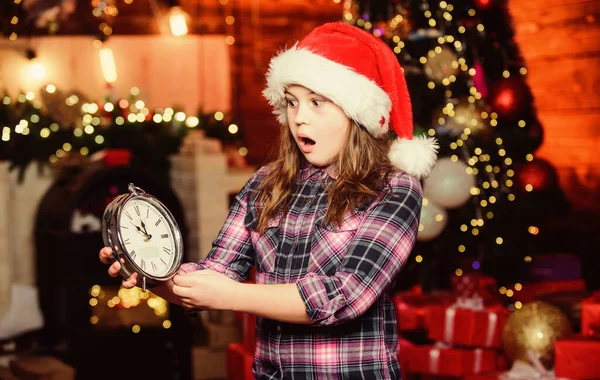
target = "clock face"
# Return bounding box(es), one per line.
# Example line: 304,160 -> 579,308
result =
118,198 -> 178,278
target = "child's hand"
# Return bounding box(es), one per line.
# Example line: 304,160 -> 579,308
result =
98,247 -> 138,288
171,269 -> 239,311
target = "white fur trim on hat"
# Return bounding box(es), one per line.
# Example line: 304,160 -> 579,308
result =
262,46 -> 392,137
389,135 -> 439,179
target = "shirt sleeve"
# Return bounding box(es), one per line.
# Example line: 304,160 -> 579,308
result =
296,173 -> 422,326
179,168 -> 263,282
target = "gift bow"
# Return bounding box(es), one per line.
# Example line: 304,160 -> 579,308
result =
455,295 -> 485,310
499,351 -> 571,380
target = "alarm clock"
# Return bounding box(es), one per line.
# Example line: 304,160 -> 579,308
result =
102,183 -> 184,291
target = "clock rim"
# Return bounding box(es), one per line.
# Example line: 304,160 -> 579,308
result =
109,192 -> 184,284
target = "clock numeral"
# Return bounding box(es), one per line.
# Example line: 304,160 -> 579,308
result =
141,259 -> 146,270
146,208 -> 150,218
155,219 -> 162,227
131,251 -> 136,260
134,205 -> 140,216
151,262 -> 158,272
125,211 -> 132,220
160,258 -> 167,266
123,238 -> 130,245
161,234 -> 169,239
121,225 -> 128,229
162,247 -> 172,255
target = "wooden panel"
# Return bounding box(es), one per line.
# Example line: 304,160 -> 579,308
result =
509,0 -> 600,211
230,0 -> 343,165
509,0 -> 598,11
511,2 -> 600,59
525,56 -> 600,111
5,0 -> 229,36
538,111 -> 600,138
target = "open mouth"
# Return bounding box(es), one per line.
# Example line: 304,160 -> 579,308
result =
298,135 -> 316,153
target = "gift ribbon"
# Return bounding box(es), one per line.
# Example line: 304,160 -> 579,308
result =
473,348 -> 482,373
443,306 -> 456,343
485,312 -> 498,347
429,342 -> 451,374
429,348 -> 440,373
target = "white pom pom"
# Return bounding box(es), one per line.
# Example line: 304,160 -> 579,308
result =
388,135 -> 439,179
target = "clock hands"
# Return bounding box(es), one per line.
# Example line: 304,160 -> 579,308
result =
140,219 -> 152,240
131,222 -> 152,241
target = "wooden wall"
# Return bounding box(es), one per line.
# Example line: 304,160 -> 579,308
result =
509,0 -> 600,212
227,0 -> 343,165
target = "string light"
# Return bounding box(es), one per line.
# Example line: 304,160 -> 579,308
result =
168,6 -> 190,36
220,0 -> 235,45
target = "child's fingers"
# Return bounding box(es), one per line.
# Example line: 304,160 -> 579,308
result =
108,261 -> 121,277
122,273 -> 138,288
99,247 -> 113,265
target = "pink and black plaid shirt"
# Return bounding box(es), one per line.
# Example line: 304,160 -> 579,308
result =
181,160 -> 422,379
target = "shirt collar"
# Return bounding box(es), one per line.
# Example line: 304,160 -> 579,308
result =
299,158 -> 339,181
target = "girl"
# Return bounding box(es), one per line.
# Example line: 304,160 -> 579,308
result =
99,22 -> 438,379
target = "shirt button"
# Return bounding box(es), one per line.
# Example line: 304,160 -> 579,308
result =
276,325 -> 281,332
338,297 -> 345,304
306,199 -> 311,204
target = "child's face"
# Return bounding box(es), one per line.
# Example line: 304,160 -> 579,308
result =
285,85 -> 351,167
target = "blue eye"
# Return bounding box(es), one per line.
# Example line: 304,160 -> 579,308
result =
312,98 -> 324,106
286,99 -> 298,107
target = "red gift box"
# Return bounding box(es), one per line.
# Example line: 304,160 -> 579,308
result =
241,313 -> 256,351
427,303 -> 509,349
227,342 -> 254,380
554,335 -> 600,379
581,292 -> 600,337
398,338 -> 413,369
403,345 -> 496,376
393,287 -> 455,332
511,279 -> 585,303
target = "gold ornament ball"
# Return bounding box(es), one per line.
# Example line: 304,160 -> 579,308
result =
502,301 -> 573,369
424,46 -> 459,83
438,100 -> 489,137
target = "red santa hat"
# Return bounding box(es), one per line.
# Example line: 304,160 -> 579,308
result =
262,22 -> 439,179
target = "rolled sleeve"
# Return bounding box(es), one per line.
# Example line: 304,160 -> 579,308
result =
296,173 -> 422,326
179,169 -> 263,282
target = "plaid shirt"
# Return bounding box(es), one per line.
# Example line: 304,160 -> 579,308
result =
181,160 -> 422,379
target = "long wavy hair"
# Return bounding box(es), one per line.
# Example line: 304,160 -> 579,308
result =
255,121 -> 398,233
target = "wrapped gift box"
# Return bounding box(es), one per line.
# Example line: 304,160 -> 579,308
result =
451,273 -> 501,306
511,279 -> 585,304
403,345 -> 497,376
398,338 -> 415,378
392,288 -> 455,332
241,313 -> 256,351
581,292 -> 600,337
427,303 -> 509,349
554,335 -> 600,379
227,343 -> 254,380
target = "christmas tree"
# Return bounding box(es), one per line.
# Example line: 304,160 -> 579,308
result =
343,0 -> 570,300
